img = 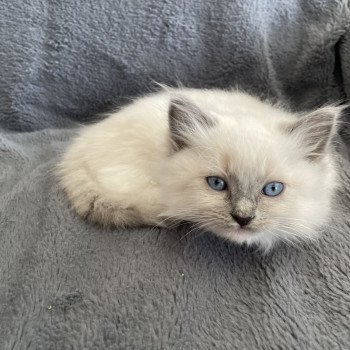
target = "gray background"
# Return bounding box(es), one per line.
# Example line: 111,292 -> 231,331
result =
1,1 -> 350,349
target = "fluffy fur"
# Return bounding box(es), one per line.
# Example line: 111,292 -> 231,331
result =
58,88 -> 343,250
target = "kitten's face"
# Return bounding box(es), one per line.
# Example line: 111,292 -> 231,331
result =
159,97 -> 340,250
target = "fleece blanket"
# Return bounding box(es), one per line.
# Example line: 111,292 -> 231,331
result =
1,1 -> 350,349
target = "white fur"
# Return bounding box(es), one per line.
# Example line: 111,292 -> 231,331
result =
58,88 -> 341,251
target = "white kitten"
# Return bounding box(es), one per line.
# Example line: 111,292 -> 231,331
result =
58,88 -> 343,251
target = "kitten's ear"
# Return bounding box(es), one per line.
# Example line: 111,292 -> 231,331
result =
285,106 -> 343,161
168,97 -> 215,150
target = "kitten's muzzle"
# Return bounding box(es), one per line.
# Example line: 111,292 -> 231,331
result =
231,214 -> 255,227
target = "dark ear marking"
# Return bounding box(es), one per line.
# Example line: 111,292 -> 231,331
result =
168,97 -> 215,150
284,105 -> 344,161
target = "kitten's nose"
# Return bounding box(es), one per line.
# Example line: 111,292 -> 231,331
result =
231,214 -> 254,227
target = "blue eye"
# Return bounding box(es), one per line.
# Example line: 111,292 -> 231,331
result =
262,182 -> 284,197
206,176 -> 227,191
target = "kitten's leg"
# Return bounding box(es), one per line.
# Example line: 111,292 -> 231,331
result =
80,194 -> 147,228
57,158 -> 158,228
61,183 -> 157,228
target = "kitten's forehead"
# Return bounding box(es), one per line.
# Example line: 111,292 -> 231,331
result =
194,111 -> 294,183
223,122 -> 278,174
228,130 -> 292,192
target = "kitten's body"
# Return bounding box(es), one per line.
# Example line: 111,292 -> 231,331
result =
58,88 -> 342,250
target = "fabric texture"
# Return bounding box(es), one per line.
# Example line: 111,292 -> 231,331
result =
1,1 -> 350,348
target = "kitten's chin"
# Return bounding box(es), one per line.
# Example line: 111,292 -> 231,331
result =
213,226 -> 278,252
180,219 -> 279,251
213,226 -> 258,244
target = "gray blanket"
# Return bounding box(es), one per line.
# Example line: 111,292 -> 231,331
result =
1,1 -> 350,349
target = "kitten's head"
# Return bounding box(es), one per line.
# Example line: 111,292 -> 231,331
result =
158,93 -> 343,251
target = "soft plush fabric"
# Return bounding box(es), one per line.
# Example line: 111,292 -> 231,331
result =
1,1 -> 350,349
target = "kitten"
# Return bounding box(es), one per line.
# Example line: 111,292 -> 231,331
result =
58,87 -> 343,251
